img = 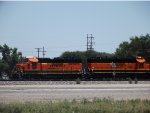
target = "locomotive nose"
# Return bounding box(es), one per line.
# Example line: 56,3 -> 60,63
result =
15,64 -> 22,73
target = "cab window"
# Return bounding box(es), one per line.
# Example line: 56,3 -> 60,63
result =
32,62 -> 37,69
28,64 -> 30,69
139,63 -> 144,68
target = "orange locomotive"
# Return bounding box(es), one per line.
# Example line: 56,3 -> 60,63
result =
14,58 -> 82,79
13,57 -> 150,79
86,57 -> 150,79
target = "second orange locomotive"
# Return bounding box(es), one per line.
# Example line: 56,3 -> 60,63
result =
86,57 -> 150,79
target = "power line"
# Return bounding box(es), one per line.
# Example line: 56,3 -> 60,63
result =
35,48 -> 42,58
42,46 -> 46,58
87,34 -> 95,51
35,47 -> 47,58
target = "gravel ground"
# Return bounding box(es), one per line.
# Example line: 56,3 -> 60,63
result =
0,81 -> 150,85
0,80 -> 150,103
0,84 -> 150,103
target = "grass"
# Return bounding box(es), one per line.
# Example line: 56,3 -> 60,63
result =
0,98 -> 150,113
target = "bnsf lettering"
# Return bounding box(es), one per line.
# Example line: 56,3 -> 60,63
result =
50,63 -> 63,67
116,63 -> 125,67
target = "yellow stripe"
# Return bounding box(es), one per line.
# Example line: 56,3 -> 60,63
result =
24,73 -> 81,75
92,69 -> 150,71
94,72 -> 149,74
42,63 -> 82,64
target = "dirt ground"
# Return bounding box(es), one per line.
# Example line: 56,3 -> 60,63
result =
0,80 -> 150,85
0,84 -> 150,103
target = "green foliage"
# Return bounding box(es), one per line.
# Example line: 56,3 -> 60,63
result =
115,34 -> 150,62
60,34 -> 150,63
116,41 -> 131,58
0,99 -> 150,113
60,50 -> 114,59
0,44 -> 22,77
76,78 -> 81,84
81,98 -> 89,104
134,78 -> 138,84
0,60 -> 9,73
128,77 -> 132,84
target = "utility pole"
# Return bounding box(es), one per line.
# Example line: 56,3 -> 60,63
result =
87,34 -> 95,51
35,48 -> 42,58
42,46 -> 46,58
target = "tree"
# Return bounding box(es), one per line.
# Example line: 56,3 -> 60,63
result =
0,44 -> 22,78
115,41 -> 131,58
60,50 -> 114,59
0,60 -> 9,76
115,34 -> 150,62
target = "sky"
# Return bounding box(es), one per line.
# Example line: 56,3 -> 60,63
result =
0,1 -> 150,58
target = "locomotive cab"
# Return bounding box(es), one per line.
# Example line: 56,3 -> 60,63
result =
136,57 -> 145,69
13,58 -> 39,79
28,58 -> 39,70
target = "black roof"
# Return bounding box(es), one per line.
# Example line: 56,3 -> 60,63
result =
87,57 -> 137,63
38,58 -> 82,63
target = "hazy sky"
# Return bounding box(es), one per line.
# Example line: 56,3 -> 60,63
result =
0,1 -> 150,58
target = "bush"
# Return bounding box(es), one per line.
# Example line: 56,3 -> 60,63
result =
134,78 -> 138,84
128,77 -> 132,84
76,78 -> 80,84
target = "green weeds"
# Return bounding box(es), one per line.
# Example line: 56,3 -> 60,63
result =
128,77 -> 133,84
0,99 -> 149,113
76,78 -> 81,84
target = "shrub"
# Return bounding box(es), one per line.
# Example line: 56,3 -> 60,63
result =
76,78 -> 80,84
128,77 -> 132,84
134,77 -> 138,84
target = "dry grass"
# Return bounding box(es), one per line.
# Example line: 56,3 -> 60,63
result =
0,98 -> 150,113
